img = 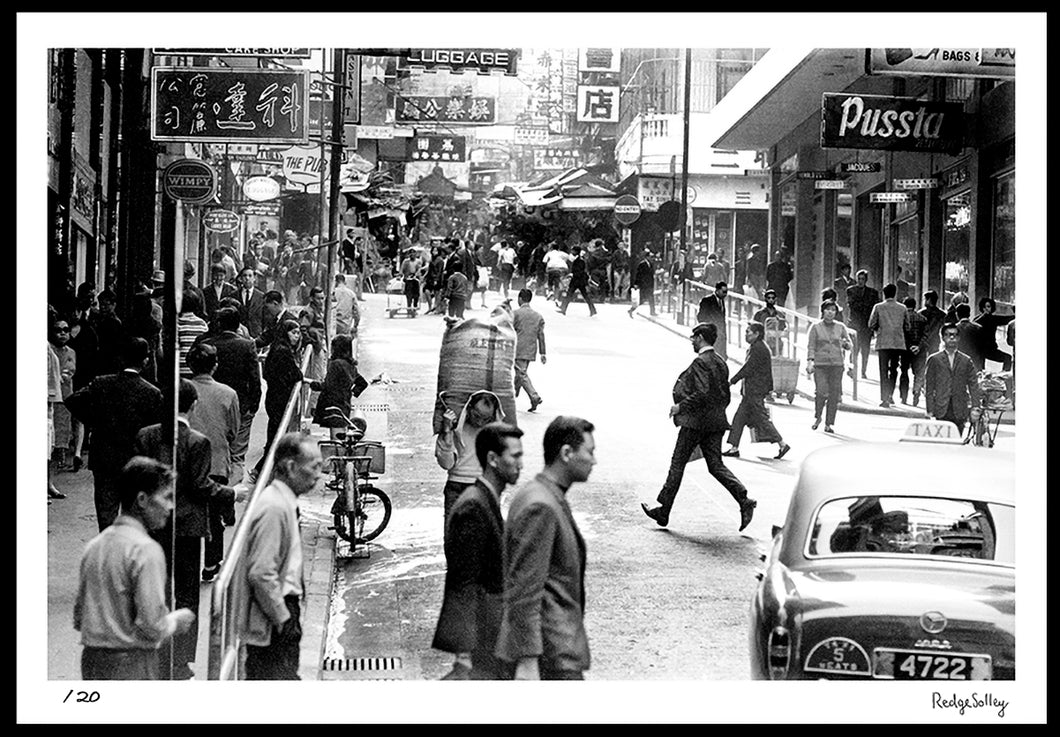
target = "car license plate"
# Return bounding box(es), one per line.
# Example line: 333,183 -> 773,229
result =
874,649 -> 991,680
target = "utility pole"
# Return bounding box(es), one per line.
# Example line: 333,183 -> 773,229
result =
324,48 -> 347,344
678,47 -> 692,323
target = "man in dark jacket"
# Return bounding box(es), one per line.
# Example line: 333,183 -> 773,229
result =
765,248 -> 794,306
954,303 -> 984,370
203,263 -> 238,320
641,322 -> 757,531
973,296 -> 1014,371
135,379 -> 238,679
918,290 -> 948,357
629,247 -> 657,317
696,281 -> 729,359
557,246 -> 597,316
235,266 -> 266,339
925,323 -> 981,434
433,423 -> 523,680
722,322 -> 790,460
846,269 -> 881,378
64,337 -> 162,531
199,307 -> 262,484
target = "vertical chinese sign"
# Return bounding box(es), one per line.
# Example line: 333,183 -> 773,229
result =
151,68 -> 311,144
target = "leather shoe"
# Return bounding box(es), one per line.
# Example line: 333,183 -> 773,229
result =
48,486 -> 65,500
528,397 -> 542,412
775,443 -> 791,460
640,502 -> 669,527
824,425 -> 835,434
811,418 -> 821,430
440,662 -> 472,680
721,447 -> 740,458
201,564 -> 221,583
739,498 -> 757,531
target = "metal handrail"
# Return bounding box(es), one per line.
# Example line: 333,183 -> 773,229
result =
207,345 -> 313,680
674,280 -> 861,402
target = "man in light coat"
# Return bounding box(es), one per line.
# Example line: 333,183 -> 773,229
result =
512,289 -> 547,412
244,433 -> 323,679
496,416 -> 596,680
868,283 -> 912,407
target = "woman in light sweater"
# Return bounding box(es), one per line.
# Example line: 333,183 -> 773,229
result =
806,300 -> 852,434
435,390 -> 505,524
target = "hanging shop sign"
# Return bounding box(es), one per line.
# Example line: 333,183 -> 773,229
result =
839,161 -> 882,173
579,47 -> 620,73
866,48 -> 1015,79
281,145 -> 347,185
532,147 -> 581,171
400,48 -> 519,76
203,208 -> 241,233
222,143 -> 260,161
821,93 -> 965,154
395,95 -> 496,124
514,127 -> 549,146
613,195 -> 642,225
243,176 -> 281,201
151,68 -> 310,144
406,134 -> 467,162
343,53 -> 361,126
241,201 -> 282,217
153,48 -> 312,59
576,85 -> 620,123
814,179 -> 849,190
353,125 -> 395,139
797,171 -> 837,180
869,192 -> 914,204
894,178 -> 939,190
162,158 -> 217,204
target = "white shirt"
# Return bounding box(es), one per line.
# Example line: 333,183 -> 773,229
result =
543,250 -> 571,270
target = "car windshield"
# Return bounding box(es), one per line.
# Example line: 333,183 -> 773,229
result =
808,495 -> 1014,564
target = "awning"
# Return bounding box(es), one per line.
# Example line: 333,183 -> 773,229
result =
710,48 -> 867,151
512,167 -> 618,211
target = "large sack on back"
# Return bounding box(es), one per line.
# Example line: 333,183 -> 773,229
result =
433,311 -> 517,434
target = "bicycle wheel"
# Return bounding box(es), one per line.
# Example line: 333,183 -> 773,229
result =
353,485 -> 392,543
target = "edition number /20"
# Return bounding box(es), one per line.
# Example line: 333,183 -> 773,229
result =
63,690 -> 100,703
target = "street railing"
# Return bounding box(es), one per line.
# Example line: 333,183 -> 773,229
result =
207,345 -> 313,680
670,280 -> 861,402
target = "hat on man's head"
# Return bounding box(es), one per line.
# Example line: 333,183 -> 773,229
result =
151,269 -> 166,285
763,288 -> 777,298
183,262 -> 196,278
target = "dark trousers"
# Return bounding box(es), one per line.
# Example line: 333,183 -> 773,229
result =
204,474 -> 230,569
443,479 -> 473,525
92,470 -> 121,531
982,346 -> 1013,372
657,426 -> 749,513
156,533 -> 203,673
877,348 -> 903,402
728,394 -> 783,447
632,286 -> 656,315
253,407 -> 287,476
447,297 -> 466,319
404,278 -> 420,308
559,283 -> 596,315
245,595 -> 302,680
813,365 -> 844,426
853,325 -> 871,373
540,662 -> 585,680
911,349 -> 929,397
938,400 -> 968,435
81,647 -> 159,680
897,350 -> 914,402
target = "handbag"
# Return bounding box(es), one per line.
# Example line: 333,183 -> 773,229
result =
352,372 -> 369,398
630,286 -> 641,305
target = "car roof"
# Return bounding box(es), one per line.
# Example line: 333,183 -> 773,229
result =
794,442 -> 1015,505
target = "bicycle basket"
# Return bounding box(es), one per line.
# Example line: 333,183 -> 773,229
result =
352,440 -> 386,474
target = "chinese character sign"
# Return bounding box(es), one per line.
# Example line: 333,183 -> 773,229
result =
532,147 -> 581,171
151,68 -> 310,144
577,85 -> 619,123
406,134 -> 467,162
579,48 -> 620,73
395,96 -> 496,124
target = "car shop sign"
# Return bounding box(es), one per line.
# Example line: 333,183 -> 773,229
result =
821,93 -> 965,153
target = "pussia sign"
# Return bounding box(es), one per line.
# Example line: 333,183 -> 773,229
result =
821,93 -> 965,153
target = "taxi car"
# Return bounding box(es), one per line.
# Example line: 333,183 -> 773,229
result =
749,438 -> 1014,680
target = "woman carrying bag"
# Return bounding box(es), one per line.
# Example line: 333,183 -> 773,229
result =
806,300 -> 853,434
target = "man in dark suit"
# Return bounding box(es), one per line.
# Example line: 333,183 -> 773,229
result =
235,266 -> 266,339
641,322 -> 757,531
433,423 -> 524,680
203,263 -> 238,320
135,379 -> 237,679
512,289 -> 546,412
696,281 -> 729,359
723,322 -> 790,460
64,337 -> 162,531
846,269 -> 881,378
199,307 -> 262,486
925,323 -> 981,435
765,248 -> 794,306
255,290 -> 300,349
557,245 -> 597,316
496,416 -> 595,680
953,302 -> 985,371
629,247 -> 657,317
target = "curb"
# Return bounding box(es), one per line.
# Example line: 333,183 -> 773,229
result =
636,311 -> 1016,425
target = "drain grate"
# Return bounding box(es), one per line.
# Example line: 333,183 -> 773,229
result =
323,656 -> 403,673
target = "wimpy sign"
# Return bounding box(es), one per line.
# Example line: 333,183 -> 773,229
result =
821,93 -> 965,153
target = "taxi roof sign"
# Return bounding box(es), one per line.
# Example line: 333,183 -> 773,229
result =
899,419 -> 965,444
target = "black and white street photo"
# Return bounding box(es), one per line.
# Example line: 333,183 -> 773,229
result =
19,12 -> 1046,725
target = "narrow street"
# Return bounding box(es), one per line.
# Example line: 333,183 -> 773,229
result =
311,291 -> 1017,681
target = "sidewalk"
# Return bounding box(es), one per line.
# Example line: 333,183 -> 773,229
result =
636,308 -> 1016,425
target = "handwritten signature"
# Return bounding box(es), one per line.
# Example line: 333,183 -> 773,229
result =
932,692 -> 1008,718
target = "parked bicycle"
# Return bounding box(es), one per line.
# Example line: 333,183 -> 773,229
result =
965,370 -> 1013,448
317,406 -> 392,544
